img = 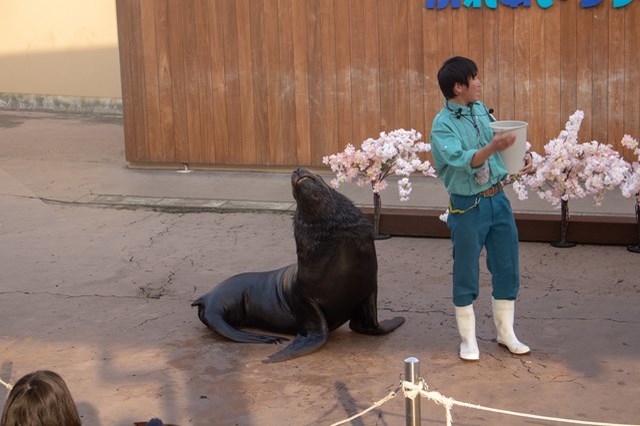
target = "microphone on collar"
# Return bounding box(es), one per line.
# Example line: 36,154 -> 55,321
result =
455,108 -> 495,118
448,99 -> 494,119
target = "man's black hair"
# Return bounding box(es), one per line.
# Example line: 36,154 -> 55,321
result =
437,56 -> 478,100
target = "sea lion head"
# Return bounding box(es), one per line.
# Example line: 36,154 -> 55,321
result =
291,168 -> 335,222
290,168 -> 373,237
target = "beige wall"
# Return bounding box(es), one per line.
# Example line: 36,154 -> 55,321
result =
0,0 -> 121,99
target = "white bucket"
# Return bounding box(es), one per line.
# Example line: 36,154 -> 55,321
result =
489,121 -> 528,175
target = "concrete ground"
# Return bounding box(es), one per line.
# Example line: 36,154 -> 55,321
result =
1,111 -> 639,426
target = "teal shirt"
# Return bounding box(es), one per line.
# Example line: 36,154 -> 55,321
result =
430,100 -> 508,196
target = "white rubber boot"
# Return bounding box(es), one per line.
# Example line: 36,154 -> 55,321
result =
454,304 -> 480,361
492,298 -> 530,355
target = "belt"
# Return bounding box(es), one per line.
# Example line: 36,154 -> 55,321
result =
478,182 -> 503,197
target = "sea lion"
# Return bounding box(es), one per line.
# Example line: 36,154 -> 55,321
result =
192,167 -> 405,362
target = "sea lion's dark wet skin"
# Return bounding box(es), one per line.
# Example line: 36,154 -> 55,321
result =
192,168 -> 405,362
193,266 -> 298,344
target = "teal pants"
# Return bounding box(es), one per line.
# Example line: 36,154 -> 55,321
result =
447,191 -> 520,307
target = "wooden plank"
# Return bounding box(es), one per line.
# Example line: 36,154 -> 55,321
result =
394,0 -> 410,131
422,6 -> 441,140
153,0 -> 177,163
497,6 -> 515,120
250,0 -> 270,165
466,7 -> 484,80
378,0 -> 395,132
623,1 -> 640,157
451,6 -> 468,59
576,6 -> 593,141
437,8 -> 454,71
220,0 -> 243,164
544,3 -> 561,141
207,0 -> 229,164
194,0 -> 215,165
115,0 -> 137,163
334,0 -> 353,150
278,0 -> 298,166
560,0 -> 577,129
131,2 -> 149,161
529,4 -> 545,153
263,0 -> 283,165
482,8 -> 499,118
349,0 -> 367,143
167,0 -> 189,163
408,0 -> 425,136
320,0 -> 338,161
513,6 -> 530,126
130,0 -> 149,162
236,0 -> 257,165
591,3 -> 608,145
608,6 -> 625,146
363,0 -> 381,137
182,0 -> 204,163
140,0 -> 162,162
305,0 -> 325,164
291,0 -> 311,165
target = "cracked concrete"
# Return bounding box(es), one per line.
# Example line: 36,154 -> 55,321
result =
1,110 -> 639,425
1,197 -> 639,425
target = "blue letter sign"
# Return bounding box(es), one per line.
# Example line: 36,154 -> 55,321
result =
426,0 -> 632,8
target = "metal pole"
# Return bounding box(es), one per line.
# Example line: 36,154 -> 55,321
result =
404,356 -> 421,426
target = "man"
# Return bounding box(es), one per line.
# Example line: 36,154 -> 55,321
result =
430,56 -> 532,361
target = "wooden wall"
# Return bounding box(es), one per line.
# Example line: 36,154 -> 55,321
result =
116,0 -> 640,168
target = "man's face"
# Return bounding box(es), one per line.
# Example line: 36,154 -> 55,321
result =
455,75 -> 481,104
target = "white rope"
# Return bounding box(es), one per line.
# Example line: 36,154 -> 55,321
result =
403,379 -> 640,426
327,377 -> 638,426
403,380 -> 454,425
329,384 -> 400,426
0,377 -> 12,391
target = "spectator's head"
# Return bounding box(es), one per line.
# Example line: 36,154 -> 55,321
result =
437,56 -> 479,100
1,370 -> 81,426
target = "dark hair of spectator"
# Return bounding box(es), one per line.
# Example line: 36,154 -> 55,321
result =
1,370 -> 81,426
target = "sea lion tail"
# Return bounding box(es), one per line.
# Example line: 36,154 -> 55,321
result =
264,332 -> 328,363
192,292 -> 289,344
191,297 -> 210,328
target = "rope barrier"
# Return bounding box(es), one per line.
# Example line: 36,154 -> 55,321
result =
325,366 -> 639,426
403,378 -> 640,426
0,377 -> 12,391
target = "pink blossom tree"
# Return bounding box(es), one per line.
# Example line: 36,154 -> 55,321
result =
620,135 -> 640,253
323,128 -> 436,239
513,110 -> 629,247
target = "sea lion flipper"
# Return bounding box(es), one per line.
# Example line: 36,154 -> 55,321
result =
263,332 -> 327,363
349,291 -> 406,335
192,298 -> 289,344
212,320 -> 290,344
375,316 -> 406,333
263,297 -> 329,363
